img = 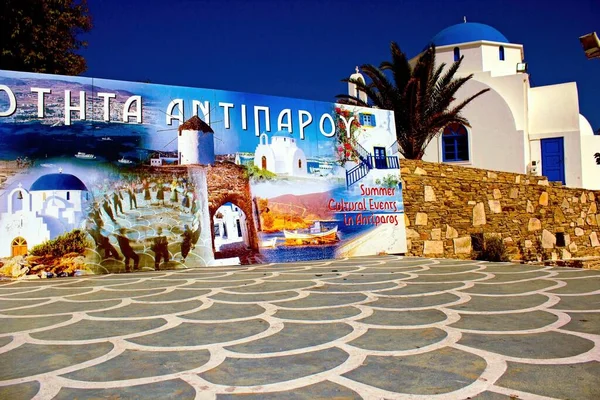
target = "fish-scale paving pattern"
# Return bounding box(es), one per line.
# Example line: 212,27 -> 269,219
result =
0,256 -> 598,399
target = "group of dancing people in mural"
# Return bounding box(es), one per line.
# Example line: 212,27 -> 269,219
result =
85,173 -> 202,272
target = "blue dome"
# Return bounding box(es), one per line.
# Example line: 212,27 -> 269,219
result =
431,23 -> 509,46
30,173 -> 88,191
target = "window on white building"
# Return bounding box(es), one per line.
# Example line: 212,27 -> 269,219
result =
499,46 -> 505,61
359,113 -> 376,127
454,47 -> 461,62
442,123 -> 469,162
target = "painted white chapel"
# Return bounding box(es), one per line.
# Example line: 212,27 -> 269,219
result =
253,132 -> 308,176
350,21 -> 600,190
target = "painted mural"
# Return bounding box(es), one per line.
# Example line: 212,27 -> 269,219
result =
0,69 -> 407,278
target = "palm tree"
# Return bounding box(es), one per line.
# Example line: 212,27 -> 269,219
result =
336,42 -> 489,159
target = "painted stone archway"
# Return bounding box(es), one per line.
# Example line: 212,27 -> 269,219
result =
205,162 -> 258,253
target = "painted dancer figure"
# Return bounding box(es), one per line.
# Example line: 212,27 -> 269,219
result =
88,225 -> 120,259
156,183 -> 165,205
102,195 -> 116,223
180,224 -> 192,262
112,190 -> 124,215
114,228 -> 139,272
127,185 -> 138,209
151,227 -> 169,270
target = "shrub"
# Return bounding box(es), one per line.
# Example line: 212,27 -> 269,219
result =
244,165 -> 277,181
474,236 -> 509,262
30,229 -> 92,257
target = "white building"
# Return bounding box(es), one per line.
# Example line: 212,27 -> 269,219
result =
253,132 -> 308,176
403,21 -> 600,189
339,105 -> 401,188
213,202 -> 249,251
0,171 -> 90,257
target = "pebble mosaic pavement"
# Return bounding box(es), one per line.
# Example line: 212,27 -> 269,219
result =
0,256 -> 599,399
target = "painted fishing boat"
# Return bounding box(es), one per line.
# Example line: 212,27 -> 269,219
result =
118,157 -> 133,164
74,152 -> 96,160
283,226 -> 338,244
260,237 -> 278,248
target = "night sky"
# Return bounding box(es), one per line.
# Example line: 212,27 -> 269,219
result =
80,0 -> 600,130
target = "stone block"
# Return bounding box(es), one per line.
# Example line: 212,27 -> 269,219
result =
515,176 -> 521,184
488,199 -> 502,214
572,196 -> 579,203
538,180 -> 549,186
597,214 -> 600,227
488,171 -> 498,179
400,167 -> 411,174
581,193 -> 587,203
577,218 -> 585,226
562,249 -> 572,260
527,200 -> 534,213
564,234 -> 571,246
575,227 -> 584,236
586,215 -> 597,226
414,167 -> 427,175
445,224 -> 458,239
528,218 -> 541,231
415,213 -> 428,226
542,229 -> 556,249
569,242 -> 578,252
423,240 -> 444,255
588,202 -> 597,214
591,232 -> 600,247
539,192 -> 549,206
473,202 -> 486,226
509,187 -> 519,198
589,192 -> 596,201
424,186 -> 436,202
404,214 -> 410,227
524,240 -> 533,248
431,228 -> 442,240
453,236 -> 472,254
406,228 -> 420,239
561,198 -> 570,209
468,200 -> 476,205
493,189 -> 502,199
553,207 -> 566,223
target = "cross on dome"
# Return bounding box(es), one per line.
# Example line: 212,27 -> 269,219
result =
17,183 -> 22,188
355,66 -> 359,73
464,16 -> 467,23
58,167 -> 63,173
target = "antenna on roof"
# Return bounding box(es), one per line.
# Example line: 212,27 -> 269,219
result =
464,16 -> 467,23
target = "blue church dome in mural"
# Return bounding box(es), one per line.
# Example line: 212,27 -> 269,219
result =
431,23 -> 509,46
30,173 -> 88,191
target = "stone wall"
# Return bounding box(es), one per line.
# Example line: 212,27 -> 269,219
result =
400,160 -> 600,261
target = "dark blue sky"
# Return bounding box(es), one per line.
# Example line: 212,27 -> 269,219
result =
80,0 -> 600,130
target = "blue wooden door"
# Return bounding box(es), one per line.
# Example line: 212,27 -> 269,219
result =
373,147 -> 387,169
541,138 -> 565,184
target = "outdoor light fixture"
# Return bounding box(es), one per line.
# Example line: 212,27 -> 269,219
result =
516,62 -> 528,73
579,32 -> 600,60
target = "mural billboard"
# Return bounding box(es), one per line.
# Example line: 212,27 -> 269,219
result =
0,69 -> 407,278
